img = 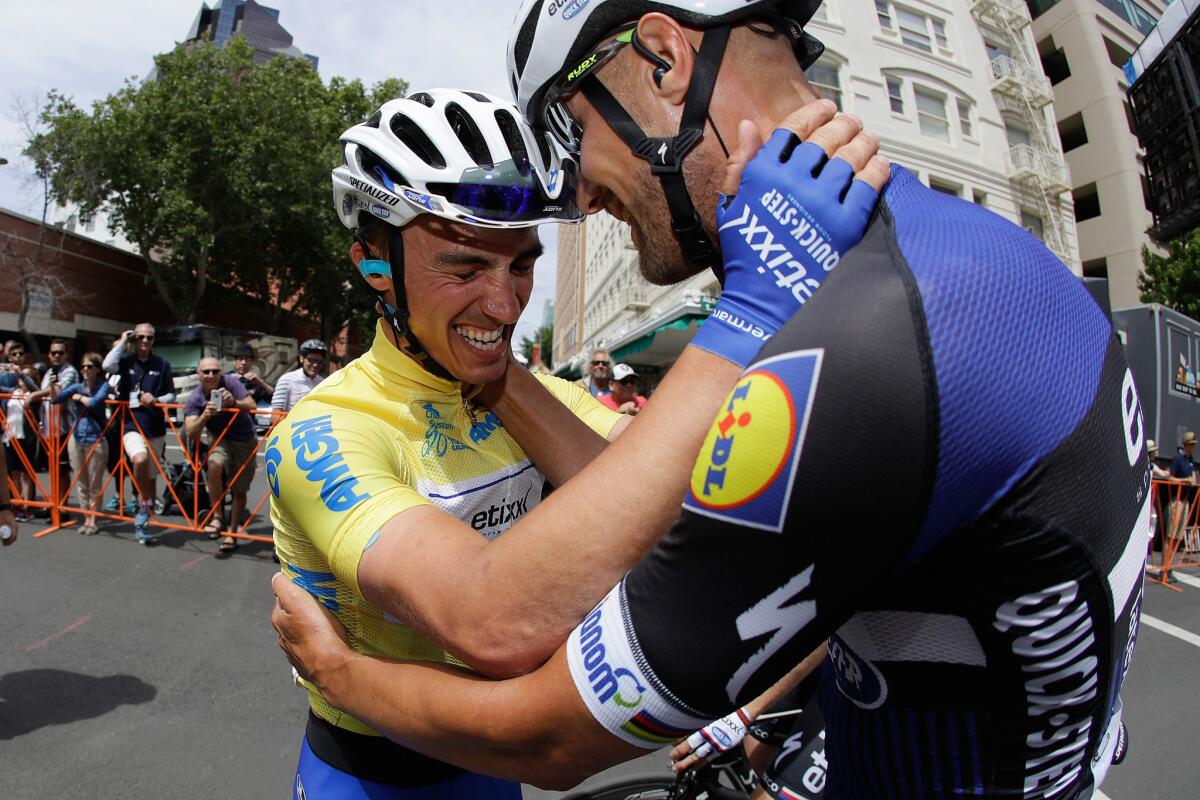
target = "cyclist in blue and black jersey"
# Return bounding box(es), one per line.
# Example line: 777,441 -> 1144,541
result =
271,2 -> 1143,798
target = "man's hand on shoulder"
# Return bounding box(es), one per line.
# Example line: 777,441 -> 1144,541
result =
691,100 -> 890,367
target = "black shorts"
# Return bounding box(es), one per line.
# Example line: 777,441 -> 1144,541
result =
751,669 -> 827,800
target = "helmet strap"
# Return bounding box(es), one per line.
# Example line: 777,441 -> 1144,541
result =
356,228 -> 456,381
579,24 -> 731,281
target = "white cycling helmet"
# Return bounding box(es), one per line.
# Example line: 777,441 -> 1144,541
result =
507,0 -> 825,152
506,1 -> 824,268
332,88 -> 581,232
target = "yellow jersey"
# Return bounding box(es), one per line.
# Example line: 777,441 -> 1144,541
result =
269,324 -> 622,735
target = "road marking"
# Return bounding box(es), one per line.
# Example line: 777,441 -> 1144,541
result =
25,614 -> 91,652
178,553 -> 213,572
1140,613 -> 1200,649
1173,572 -> 1200,590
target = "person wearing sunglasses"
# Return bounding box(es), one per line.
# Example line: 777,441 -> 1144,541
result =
267,88 -> 638,799
103,323 -> 175,545
183,357 -> 259,553
597,363 -> 646,416
577,350 -> 612,398
50,353 -> 110,535
29,339 -> 80,512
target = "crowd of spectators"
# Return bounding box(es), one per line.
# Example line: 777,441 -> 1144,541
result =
0,328 -> 330,552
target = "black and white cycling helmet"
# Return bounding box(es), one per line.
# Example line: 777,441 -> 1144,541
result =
332,88 -> 581,377
507,0 -> 825,268
332,88 -> 581,232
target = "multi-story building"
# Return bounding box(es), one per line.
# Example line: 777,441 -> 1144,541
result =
1028,0 -> 1165,308
556,0 -> 1081,376
183,0 -> 318,68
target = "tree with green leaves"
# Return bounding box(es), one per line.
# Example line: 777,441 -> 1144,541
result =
519,324 -> 553,369
28,36 -> 405,336
1139,229 -> 1200,319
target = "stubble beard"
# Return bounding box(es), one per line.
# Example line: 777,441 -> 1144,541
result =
627,156 -> 720,287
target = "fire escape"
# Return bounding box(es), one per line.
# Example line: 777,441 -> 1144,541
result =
971,0 -> 1074,264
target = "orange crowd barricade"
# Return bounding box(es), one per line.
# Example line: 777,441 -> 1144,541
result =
17,396 -> 281,546
0,390 -> 66,537
1147,478 -> 1200,591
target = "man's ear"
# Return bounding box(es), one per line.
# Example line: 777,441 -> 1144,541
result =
634,13 -> 697,106
349,239 -> 393,294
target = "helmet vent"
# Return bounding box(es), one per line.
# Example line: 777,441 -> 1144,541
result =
512,0 -> 548,76
364,110 -> 382,128
445,102 -> 494,170
409,92 -> 435,107
389,113 -> 448,169
494,110 -> 532,177
534,130 -> 553,173
357,148 -> 409,191
464,91 -> 492,103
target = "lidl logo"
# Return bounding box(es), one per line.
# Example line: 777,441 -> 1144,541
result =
684,350 -> 823,532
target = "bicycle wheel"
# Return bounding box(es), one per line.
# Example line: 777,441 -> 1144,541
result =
562,776 -> 675,800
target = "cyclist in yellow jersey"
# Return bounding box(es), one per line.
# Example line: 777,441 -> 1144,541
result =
270,89 -> 629,799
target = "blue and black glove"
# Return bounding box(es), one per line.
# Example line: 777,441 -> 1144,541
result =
691,132 -> 882,367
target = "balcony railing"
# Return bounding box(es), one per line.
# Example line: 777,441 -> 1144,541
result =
969,0 -> 1031,27
1008,144 -> 1070,192
989,55 -> 1054,107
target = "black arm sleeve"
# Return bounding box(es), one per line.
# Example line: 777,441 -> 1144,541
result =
624,218 -> 939,715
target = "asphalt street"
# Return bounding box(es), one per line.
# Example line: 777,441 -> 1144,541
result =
0,450 -> 1193,798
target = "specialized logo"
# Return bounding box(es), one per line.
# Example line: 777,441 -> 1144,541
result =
827,634 -> 888,710
349,176 -> 400,206
422,404 -> 469,458
289,415 -> 370,512
685,350 -> 823,532
264,434 -> 283,497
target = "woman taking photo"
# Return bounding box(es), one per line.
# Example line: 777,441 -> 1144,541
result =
52,352 -> 110,534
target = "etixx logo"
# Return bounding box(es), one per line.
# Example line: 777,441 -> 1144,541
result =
684,350 -> 822,532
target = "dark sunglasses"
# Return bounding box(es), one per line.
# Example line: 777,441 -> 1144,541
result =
49,350 -> 66,356
617,377 -> 638,385
10,352 -> 24,358
82,364 -> 100,369
199,368 -> 222,375
135,335 -> 155,341
591,360 -> 610,366
304,358 -> 325,366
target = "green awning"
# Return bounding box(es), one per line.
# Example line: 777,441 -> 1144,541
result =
610,314 -> 705,361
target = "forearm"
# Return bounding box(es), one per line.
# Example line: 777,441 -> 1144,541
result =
234,397 -> 256,411
101,346 -> 122,373
485,365 -> 610,486
318,647 -> 638,789
183,417 -> 205,441
156,392 -> 175,404
456,347 -> 740,668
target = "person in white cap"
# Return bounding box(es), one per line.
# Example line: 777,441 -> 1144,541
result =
599,363 -> 647,415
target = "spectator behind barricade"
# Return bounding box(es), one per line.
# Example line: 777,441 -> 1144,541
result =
599,363 -> 647,416
3,365 -> 36,522
103,323 -> 175,545
0,342 -> 37,393
52,352 -> 110,535
1171,432 -> 1197,483
576,349 -> 612,398
1148,440 -> 1171,481
29,339 -> 78,511
228,342 -> 274,404
184,356 -> 258,554
271,339 -> 326,414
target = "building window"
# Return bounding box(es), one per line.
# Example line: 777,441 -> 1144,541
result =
973,190 -> 988,207
1082,257 -> 1109,279
887,77 -> 905,114
1038,37 -> 1071,84
876,0 -> 893,29
1021,210 -> 1045,240
897,7 -> 933,53
1103,36 -> 1131,70
929,178 -> 961,197
1124,100 -> 1138,137
1057,112 -> 1088,152
85,217 -> 96,233
933,18 -> 949,50
1006,123 -> 1032,149
957,99 -> 973,138
1095,0 -> 1157,36
1073,182 -> 1102,222
915,88 -> 950,142
806,61 -> 842,109
1026,0 -> 1061,20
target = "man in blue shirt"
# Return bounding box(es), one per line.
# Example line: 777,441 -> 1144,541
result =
1171,431 -> 1197,480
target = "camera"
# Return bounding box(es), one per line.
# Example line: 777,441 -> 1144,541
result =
211,389 -> 223,412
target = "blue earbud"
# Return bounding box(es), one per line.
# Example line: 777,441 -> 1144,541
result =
358,258 -> 392,279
